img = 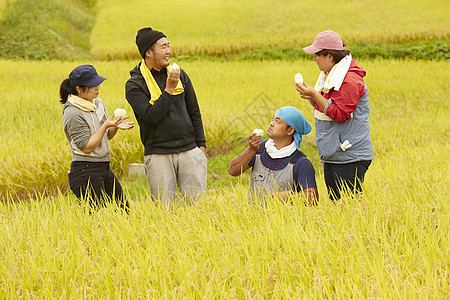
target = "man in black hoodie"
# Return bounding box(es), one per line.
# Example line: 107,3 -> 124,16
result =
125,27 -> 207,206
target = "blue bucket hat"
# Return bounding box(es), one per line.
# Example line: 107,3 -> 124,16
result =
275,106 -> 312,149
69,65 -> 106,87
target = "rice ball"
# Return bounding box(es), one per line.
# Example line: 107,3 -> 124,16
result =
170,63 -> 180,72
294,73 -> 304,85
252,128 -> 264,137
114,108 -> 126,118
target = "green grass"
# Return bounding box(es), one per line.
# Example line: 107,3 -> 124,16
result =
0,0 -> 95,60
226,40 -> 450,61
0,0 -> 17,21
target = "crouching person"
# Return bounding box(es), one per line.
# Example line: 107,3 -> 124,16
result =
228,106 -> 318,205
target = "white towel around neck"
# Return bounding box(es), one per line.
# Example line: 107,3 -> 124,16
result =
265,139 -> 297,159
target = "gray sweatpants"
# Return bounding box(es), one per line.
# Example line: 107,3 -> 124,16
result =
144,147 -> 207,206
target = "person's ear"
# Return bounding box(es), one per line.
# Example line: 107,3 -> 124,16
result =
327,53 -> 334,62
145,48 -> 153,59
286,126 -> 295,136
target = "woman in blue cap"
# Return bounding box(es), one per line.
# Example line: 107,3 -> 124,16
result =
59,64 -> 135,212
228,106 -> 318,205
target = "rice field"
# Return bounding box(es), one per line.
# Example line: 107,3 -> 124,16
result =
1,59 -> 448,199
0,182 -> 448,298
91,0 -> 450,59
1,0 -> 449,297
0,58 -> 448,298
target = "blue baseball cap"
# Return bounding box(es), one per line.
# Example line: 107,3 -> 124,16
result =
69,64 -> 106,87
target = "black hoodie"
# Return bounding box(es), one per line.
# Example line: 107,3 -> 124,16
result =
125,62 -> 206,155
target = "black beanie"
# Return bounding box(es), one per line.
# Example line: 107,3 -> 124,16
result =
135,27 -> 166,58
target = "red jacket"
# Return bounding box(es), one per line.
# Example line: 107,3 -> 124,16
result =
316,59 -> 367,122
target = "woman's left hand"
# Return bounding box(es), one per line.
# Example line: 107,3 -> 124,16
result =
116,116 -> 135,130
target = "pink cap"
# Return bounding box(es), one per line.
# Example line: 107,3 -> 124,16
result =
303,30 -> 345,54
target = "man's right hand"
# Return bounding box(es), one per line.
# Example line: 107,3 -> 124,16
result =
248,133 -> 262,152
165,67 -> 180,94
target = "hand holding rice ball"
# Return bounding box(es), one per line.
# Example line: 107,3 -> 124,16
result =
252,128 -> 264,137
114,108 -> 127,118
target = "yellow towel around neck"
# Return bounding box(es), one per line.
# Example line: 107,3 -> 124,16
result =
68,94 -> 96,112
140,60 -> 184,105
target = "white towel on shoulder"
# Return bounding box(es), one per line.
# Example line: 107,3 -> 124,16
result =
314,54 -> 352,94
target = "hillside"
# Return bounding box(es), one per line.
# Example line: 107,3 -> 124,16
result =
0,0 -> 95,60
0,0 -> 449,60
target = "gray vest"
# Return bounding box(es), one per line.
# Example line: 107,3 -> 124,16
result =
249,151 -> 304,205
315,84 -> 373,163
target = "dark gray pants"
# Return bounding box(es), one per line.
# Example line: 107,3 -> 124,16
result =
324,160 -> 371,201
